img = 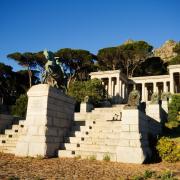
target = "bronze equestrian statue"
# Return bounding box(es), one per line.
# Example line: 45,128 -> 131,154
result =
42,50 -> 65,89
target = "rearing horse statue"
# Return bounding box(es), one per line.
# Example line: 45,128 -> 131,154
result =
42,50 -> 64,89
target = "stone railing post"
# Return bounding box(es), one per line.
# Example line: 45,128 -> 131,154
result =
116,109 -> 151,164
80,102 -> 93,112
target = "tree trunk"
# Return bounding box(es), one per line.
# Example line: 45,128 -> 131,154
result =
67,73 -> 76,90
28,67 -> 32,88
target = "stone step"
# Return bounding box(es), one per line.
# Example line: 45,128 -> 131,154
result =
0,134 -> 20,139
58,149 -> 117,161
0,145 -> 16,152
84,120 -> 122,127
92,108 -> 123,112
12,124 -> 24,131
0,142 -> 16,146
18,120 -> 26,125
75,113 -> 120,121
0,139 -> 17,144
0,148 -> 15,154
65,137 -> 121,145
69,131 -> 121,138
5,129 -> 17,135
71,125 -> 122,133
61,143 -> 117,153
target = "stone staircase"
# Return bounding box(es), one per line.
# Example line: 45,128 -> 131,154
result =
58,105 -> 125,161
0,120 -> 25,154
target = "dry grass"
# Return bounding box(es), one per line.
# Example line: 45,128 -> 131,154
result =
0,153 -> 179,180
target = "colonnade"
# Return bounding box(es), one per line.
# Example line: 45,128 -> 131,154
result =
135,80 -> 170,102
90,65 -> 180,103
101,76 -> 128,101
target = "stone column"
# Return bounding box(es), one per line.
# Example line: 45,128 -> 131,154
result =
170,72 -> 174,93
125,84 -> 128,101
141,83 -> 145,102
122,83 -> 125,99
15,84 -> 75,157
153,82 -> 157,93
116,76 -> 120,96
144,84 -> 148,102
101,80 -> 105,86
119,80 -> 122,97
108,77 -> 112,97
163,81 -> 168,92
112,79 -> 115,96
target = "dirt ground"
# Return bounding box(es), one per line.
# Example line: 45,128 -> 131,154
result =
0,153 -> 179,180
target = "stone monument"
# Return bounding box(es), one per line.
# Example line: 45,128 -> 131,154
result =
15,84 -> 75,157
15,50 -> 75,157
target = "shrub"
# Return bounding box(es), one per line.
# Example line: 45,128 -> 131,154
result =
68,78 -> 106,105
8,176 -> 20,180
169,55 -> 180,65
143,170 -> 154,179
160,170 -> 177,180
103,154 -> 110,162
89,155 -> 96,160
11,94 -> 28,118
166,94 -> 180,129
156,137 -> 180,162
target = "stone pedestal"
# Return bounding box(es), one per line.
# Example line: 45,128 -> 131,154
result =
116,109 -> 151,164
146,103 -> 162,135
15,84 -> 75,157
161,100 -> 168,114
80,102 -> 93,112
146,104 -> 161,123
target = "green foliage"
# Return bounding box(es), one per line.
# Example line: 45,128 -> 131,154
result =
143,170 -> 154,179
169,42 -> 180,65
160,170 -> 177,180
169,55 -> 180,65
97,47 -> 119,70
156,137 -> 180,163
103,154 -> 111,162
8,176 -> 20,180
68,79 -> 105,104
173,42 -> 180,55
7,51 -> 45,87
55,48 -> 97,88
11,94 -> 28,118
97,40 -> 153,77
166,94 -> 180,129
132,170 -> 177,180
134,57 -> 168,77
0,62 -> 39,106
89,155 -> 96,160
36,155 -> 44,160
132,175 -> 144,180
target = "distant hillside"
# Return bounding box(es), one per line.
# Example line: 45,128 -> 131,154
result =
154,40 -> 178,61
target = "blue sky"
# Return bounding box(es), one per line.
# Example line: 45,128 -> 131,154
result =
0,0 -> 180,71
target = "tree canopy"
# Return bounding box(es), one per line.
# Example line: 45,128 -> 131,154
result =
0,62 -> 39,106
55,48 -> 97,88
97,41 -> 153,77
7,51 -> 46,87
133,57 -> 168,77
